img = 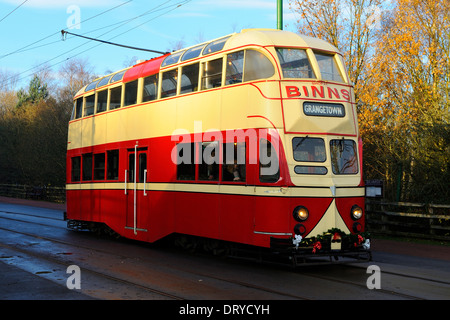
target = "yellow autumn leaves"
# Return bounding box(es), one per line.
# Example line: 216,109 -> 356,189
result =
290,0 -> 449,202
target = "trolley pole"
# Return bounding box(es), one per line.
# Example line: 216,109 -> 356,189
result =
277,0 -> 283,30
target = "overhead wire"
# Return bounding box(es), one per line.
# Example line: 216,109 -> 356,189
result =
0,0 -> 28,24
0,0 -> 133,60
0,0 -> 191,88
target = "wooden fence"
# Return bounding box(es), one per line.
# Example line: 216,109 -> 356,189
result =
366,200 -> 450,241
0,184 -> 65,204
0,183 -> 448,241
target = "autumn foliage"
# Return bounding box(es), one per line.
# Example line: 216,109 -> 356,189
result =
290,0 -> 449,203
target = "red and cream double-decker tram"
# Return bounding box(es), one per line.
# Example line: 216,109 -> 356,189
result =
66,29 -> 371,265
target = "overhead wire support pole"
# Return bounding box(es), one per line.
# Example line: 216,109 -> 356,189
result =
61,30 -> 168,55
277,0 -> 283,30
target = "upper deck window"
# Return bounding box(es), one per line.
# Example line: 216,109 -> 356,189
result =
181,44 -> 205,62
243,50 -> 274,82
71,98 -> 83,120
85,79 -> 100,92
315,52 -> 344,82
180,63 -> 199,94
143,74 -> 158,102
276,48 -> 315,79
226,51 -> 244,84
201,58 -> 223,90
109,86 -> 122,110
162,51 -> 185,67
225,49 -> 275,85
161,69 -> 178,98
84,94 -> 95,116
124,80 -> 138,106
203,36 -> 231,55
97,75 -> 112,88
96,90 -> 108,113
111,70 -> 126,83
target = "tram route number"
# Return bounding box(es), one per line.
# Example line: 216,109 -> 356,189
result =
179,304 -> 270,317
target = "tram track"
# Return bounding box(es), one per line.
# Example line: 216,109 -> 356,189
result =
1,209 -> 449,300
0,212 -> 310,299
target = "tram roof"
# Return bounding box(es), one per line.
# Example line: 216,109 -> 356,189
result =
77,29 -> 339,97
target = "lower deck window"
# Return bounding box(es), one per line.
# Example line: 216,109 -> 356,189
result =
93,153 -> 105,180
107,150 -> 119,180
71,156 -> 81,182
259,139 -> 280,183
82,153 -> 93,181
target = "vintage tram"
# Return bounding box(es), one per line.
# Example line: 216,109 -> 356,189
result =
66,29 -> 371,265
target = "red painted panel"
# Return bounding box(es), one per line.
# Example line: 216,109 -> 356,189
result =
335,197 -> 365,233
122,54 -> 168,83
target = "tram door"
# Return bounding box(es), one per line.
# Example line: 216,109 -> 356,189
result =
125,146 -> 148,234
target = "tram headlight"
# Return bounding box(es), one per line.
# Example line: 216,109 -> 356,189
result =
293,206 -> 309,222
351,205 -> 363,220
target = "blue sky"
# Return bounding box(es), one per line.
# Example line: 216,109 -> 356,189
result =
0,0 -> 297,89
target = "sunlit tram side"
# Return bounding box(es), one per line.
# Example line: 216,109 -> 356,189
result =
66,29 -> 371,265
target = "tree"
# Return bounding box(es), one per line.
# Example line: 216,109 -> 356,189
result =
290,0 -> 450,202
16,75 -> 49,108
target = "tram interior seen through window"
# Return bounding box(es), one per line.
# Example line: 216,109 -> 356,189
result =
143,74 -> 158,102
96,90 -> 107,113
315,52 -> 343,82
201,58 -> 223,90
109,86 -> 122,110
84,95 -> 95,116
276,48 -> 315,79
124,80 -> 138,106
161,69 -> 178,98
181,63 -> 199,94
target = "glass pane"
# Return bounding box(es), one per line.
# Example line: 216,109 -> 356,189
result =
315,53 -> 343,82
143,74 -> 158,102
225,51 -> 244,85
128,154 -> 135,182
71,156 -> 81,182
223,142 -> 246,182
276,48 -> 315,79
181,44 -> 205,61
176,143 -> 195,180
161,69 -> 178,98
203,36 -> 230,55
97,75 -> 112,88
82,153 -> 92,181
199,142 -> 219,181
138,153 -> 147,183
85,79 -> 99,92
107,150 -> 119,180
201,58 -> 222,90
162,51 -> 185,67
96,90 -> 107,113
109,86 -> 122,110
180,63 -> 199,94
330,139 -> 358,174
244,50 -> 275,82
111,70 -> 126,83
93,153 -> 105,180
124,80 -> 138,106
84,94 -> 95,116
73,98 -> 83,119
292,137 -> 326,162
259,139 -> 279,183
294,166 -> 327,175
